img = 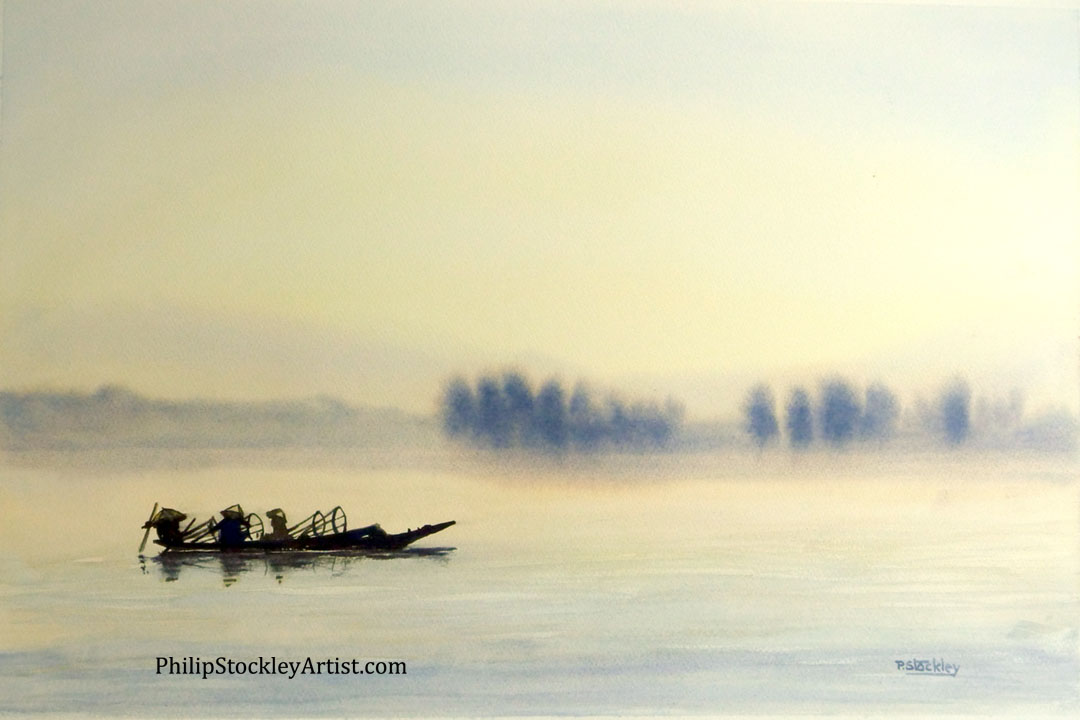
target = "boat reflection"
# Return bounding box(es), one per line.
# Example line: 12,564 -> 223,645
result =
142,548 -> 455,585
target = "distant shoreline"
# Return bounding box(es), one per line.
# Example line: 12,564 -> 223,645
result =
2,385 -> 1075,459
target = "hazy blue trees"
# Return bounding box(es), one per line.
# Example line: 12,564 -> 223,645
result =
502,372 -> 536,446
440,372 -> 682,452
607,398 -> 632,447
476,375 -> 511,448
744,384 -> 779,448
607,397 -> 679,448
941,380 -> 971,444
535,380 -> 569,449
568,383 -> 604,450
819,379 -> 860,446
860,382 -> 899,441
786,388 -> 813,448
441,377 -> 475,438
778,381 -> 898,449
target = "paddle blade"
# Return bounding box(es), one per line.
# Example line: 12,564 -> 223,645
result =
138,502 -> 159,554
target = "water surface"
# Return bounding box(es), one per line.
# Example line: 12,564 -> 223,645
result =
0,450 -> 1076,716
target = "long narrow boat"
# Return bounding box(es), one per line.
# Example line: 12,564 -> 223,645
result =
139,504 -> 455,554
157,521 -> 456,553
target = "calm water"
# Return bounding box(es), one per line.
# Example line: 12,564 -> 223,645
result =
0,450 -> 1077,717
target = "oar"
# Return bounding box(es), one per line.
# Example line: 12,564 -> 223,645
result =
181,516 -> 199,536
184,519 -> 217,543
138,502 -> 159,554
287,513 -> 317,538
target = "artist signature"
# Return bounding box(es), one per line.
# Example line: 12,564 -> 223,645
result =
896,658 -> 959,677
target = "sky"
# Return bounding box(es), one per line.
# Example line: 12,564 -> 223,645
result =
1,1 -> 1077,417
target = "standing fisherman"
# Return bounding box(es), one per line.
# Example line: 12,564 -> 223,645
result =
143,508 -> 188,547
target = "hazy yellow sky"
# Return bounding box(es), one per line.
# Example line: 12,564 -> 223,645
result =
1,1 -> 1077,416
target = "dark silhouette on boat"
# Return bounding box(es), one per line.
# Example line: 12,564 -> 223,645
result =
139,503 -> 455,554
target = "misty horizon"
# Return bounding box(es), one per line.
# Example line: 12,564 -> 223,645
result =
2,379 -> 1074,455
3,302 -> 1076,420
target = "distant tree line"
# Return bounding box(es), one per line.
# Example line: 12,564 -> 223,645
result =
743,378 -> 974,448
441,372 -> 684,452
0,385 -> 428,451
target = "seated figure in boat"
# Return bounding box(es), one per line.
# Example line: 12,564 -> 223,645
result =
211,505 -> 251,547
265,508 -> 291,542
146,508 -> 188,546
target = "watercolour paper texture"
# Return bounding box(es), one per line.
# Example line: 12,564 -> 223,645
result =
0,1 -> 1077,718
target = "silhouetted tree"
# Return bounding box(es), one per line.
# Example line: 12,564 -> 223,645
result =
535,379 -> 568,449
860,382 -> 899,441
786,388 -> 813,448
607,397 -> 632,447
820,379 -> 860,446
440,377 -> 475,437
476,375 -> 511,447
502,372 -> 536,446
941,380 -> 971,444
626,401 -> 673,447
664,396 -> 686,429
568,383 -> 603,450
744,384 -> 779,448
640,401 -> 676,446
439,372 -> 682,452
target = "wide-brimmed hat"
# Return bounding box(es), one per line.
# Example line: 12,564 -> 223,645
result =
219,505 -> 245,520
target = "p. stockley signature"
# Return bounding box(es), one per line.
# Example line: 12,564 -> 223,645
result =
896,658 -> 959,677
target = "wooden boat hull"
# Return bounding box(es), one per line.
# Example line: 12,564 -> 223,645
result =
155,520 -> 455,553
